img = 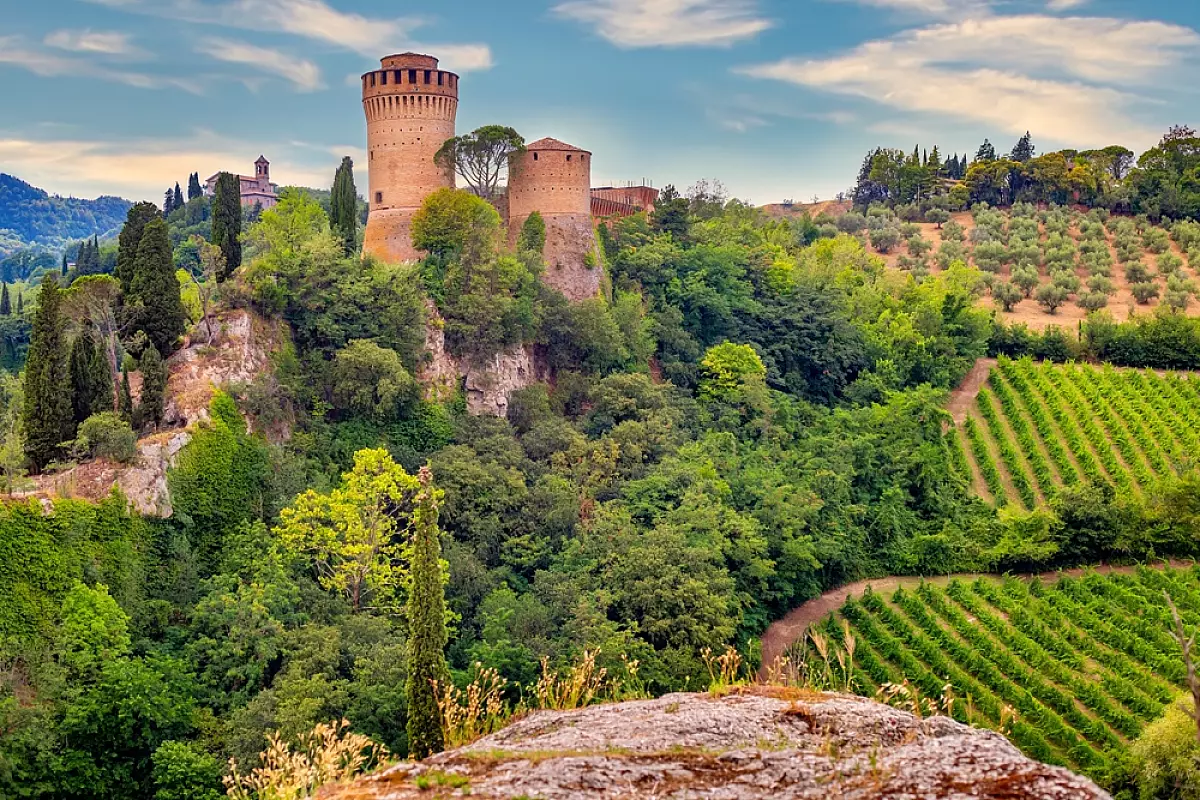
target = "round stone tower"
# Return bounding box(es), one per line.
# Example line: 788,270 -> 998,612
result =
362,53 -> 458,263
508,138 -> 600,302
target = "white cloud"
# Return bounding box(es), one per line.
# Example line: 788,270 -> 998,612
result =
196,37 -> 323,92
1047,0 -> 1088,9
0,132 -> 337,202
836,0 -> 988,16
0,35 -> 200,93
738,15 -> 1200,148
44,29 -> 146,58
83,0 -> 494,71
553,0 -> 772,47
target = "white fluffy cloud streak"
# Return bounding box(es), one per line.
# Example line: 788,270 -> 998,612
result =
44,29 -> 145,58
554,0 -> 772,47
739,15 -> 1200,147
196,38 -> 323,92
0,36 -> 199,93
84,0 -> 494,71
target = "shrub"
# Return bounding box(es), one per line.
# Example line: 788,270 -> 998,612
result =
1127,697 -> 1200,800
941,219 -> 965,242
907,236 -> 932,258
1076,292 -> 1108,313
224,720 -> 388,800
925,208 -> 950,228
74,412 -> 137,463
1035,284 -> 1069,314
1012,266 -> 1040,297
870,226 -> 902,254
330,340 -> 416,422
993,281 -> 1023,312
1086,275 -> 1114,296
836,212 -> 866,235
1131,282 -> 1161,304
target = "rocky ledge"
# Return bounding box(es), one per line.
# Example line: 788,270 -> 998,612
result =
319,689 -> 1110,799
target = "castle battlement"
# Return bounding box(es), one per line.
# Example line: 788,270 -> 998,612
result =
361,53 -> 459,263
360,54 -> 602,302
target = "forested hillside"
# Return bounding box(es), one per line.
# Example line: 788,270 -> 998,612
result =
0,175 -> 130,257
6,126 -> 1200,799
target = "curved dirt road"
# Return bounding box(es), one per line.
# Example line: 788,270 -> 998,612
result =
757,560 -> 1193,680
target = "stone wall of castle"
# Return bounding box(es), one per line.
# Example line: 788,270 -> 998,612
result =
361,55 -> 458,263
508,140 -> 600,303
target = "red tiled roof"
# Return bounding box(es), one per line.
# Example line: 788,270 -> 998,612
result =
526,137 -> 590,153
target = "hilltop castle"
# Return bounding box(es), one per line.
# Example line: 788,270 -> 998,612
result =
360,53 -> 655,302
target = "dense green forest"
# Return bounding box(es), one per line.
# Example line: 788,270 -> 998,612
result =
0,175 -> 130,258
5,125 -> 1200,799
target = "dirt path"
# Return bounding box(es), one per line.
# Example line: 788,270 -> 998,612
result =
947,358 -> 997,425
756,560 -> 1194,680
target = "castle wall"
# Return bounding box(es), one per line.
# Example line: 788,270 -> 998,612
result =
362,55 -> 458,263
508,145 -> 600,302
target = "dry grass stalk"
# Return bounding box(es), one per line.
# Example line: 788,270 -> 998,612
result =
701,645 -> 744,690
434,664 -> 511,749
223,719 -> 387,800
533,649 -> 611,711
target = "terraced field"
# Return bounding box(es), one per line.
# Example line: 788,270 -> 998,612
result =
948,356 -> 1200,508
803,566 -> 1199,782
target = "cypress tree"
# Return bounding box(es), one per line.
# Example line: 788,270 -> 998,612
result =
22,276 -> 73,469
164,188 -> 176,218
69,328 -> 113,425
1,283 -> 11,316
137,345 -> 167,430
117,202 -> 162,296
173,183 -> 184,212
62,251 -> 69,276
406,466 -> 449,760
329,156 -> 358,256
118,366 -> 134,425
211,172 -> 243,281
518,211 -> 546,256
128,218 -> 187,356
187,173 -> 203,200
76,236 -> 100,276
17,293 -> 24,315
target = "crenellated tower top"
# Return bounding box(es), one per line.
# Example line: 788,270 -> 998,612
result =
361,53 -> 459,263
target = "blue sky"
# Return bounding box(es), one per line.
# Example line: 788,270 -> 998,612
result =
1,0 -> 1198,205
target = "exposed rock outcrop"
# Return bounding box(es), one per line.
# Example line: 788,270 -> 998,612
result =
21,308 -> 284,515
420,306 -> 542,417
164,309 -> 286,429
319,689 -> 1110,799
24,431 -> 191,515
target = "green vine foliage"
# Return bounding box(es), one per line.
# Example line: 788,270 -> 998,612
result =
167,391 -> 269,571
0,493 -> 146,643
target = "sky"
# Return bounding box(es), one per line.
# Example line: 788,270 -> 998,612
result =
1,0 -> 1198,205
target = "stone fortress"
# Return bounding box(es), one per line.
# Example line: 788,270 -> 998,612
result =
360,53 -> 655,303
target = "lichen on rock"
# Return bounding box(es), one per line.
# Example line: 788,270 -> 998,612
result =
317,689 -> 1111,799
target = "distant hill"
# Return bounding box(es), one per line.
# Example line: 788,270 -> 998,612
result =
0,174 -> 131,257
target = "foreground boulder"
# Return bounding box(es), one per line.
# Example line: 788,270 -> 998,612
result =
320,689 -> 1110,799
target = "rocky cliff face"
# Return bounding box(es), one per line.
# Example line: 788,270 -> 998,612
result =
164,309 -> 286,430
318,689 -> 1110,800
23,309 -> 284,515
420,306 -> 542,417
